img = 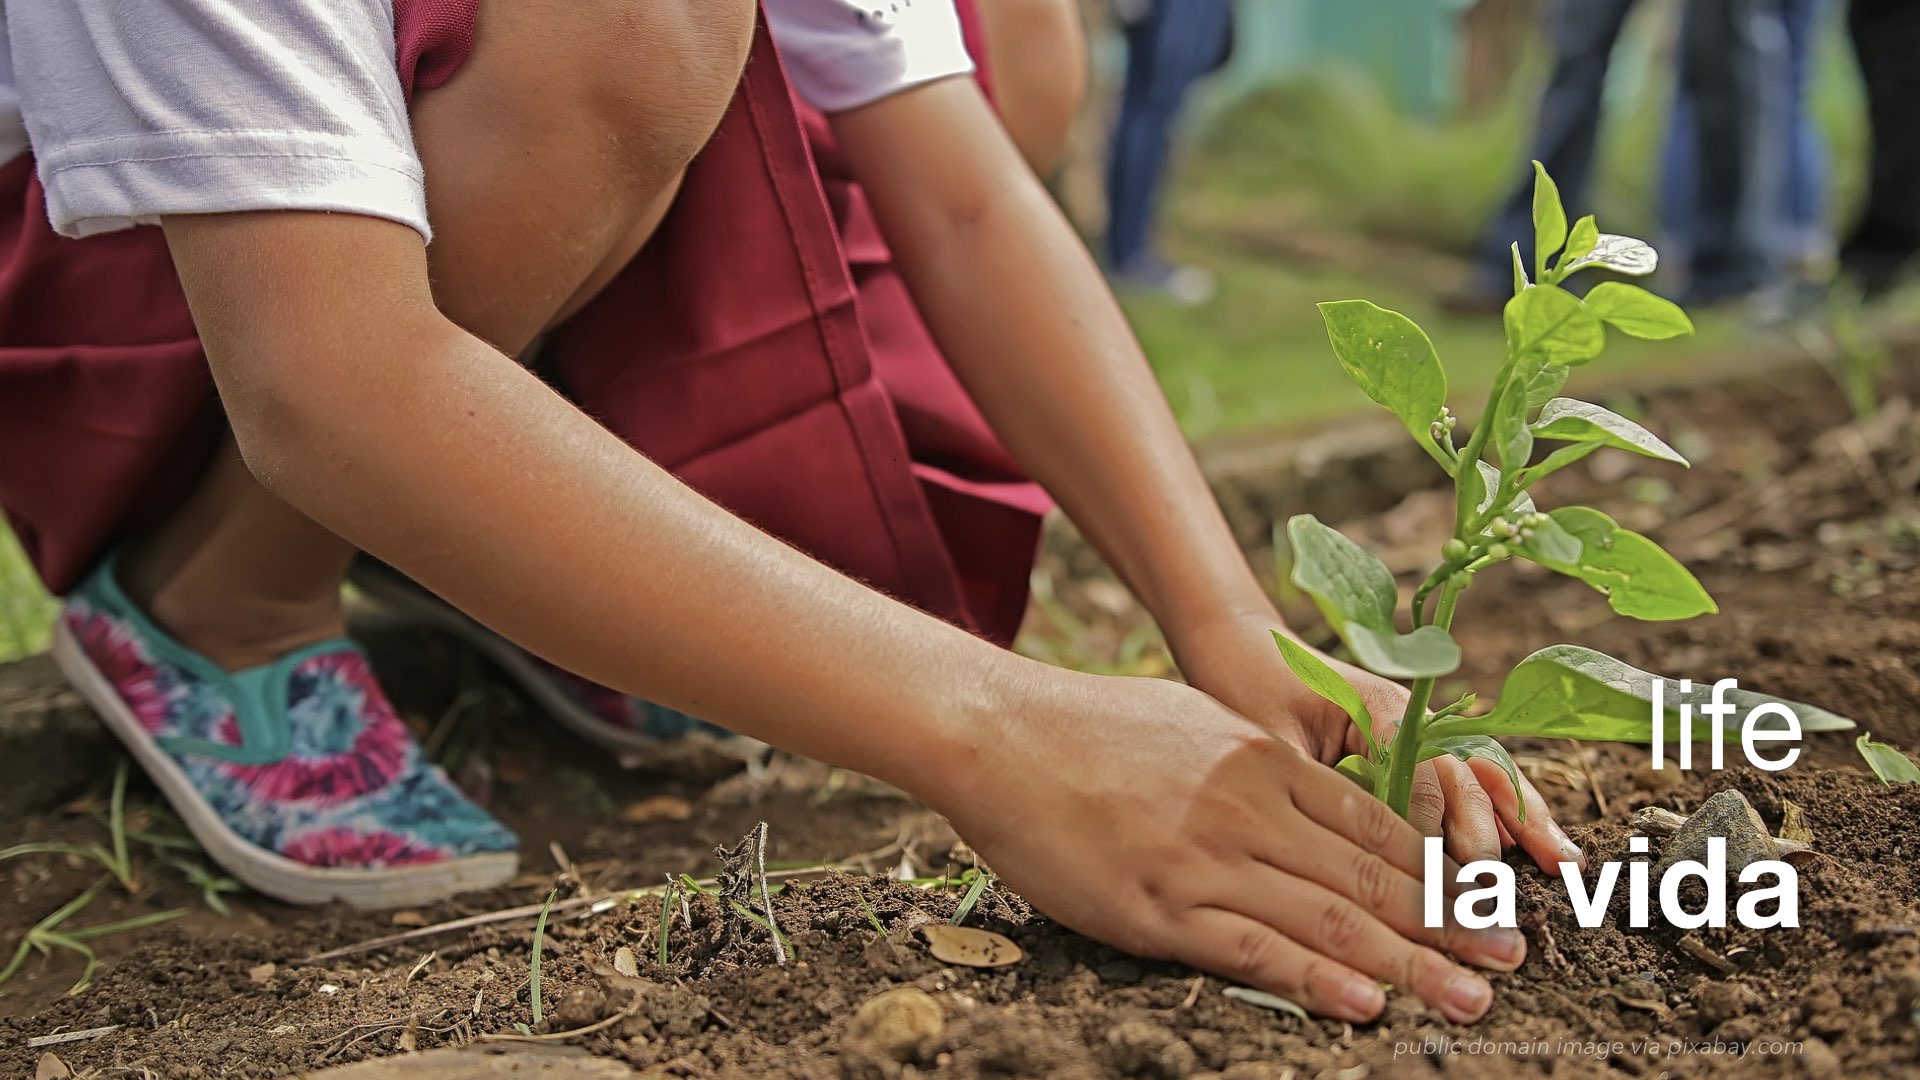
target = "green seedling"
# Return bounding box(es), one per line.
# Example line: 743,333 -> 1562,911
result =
656,876 -> 677,968
4,761 -> 139,893
0,879 -> 186,995
519,887 -> 558,1035
160,857 -> 245,916
950,868 -> 994,927
1278,163 -> 1855,820
852,885 -> 887,934
1856,733 -> 1920,785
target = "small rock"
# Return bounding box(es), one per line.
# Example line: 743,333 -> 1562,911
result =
1799,1036 -> 1841,1078
1104,1020 -> 1197,1079
1690,981 -> 1763,1026
248,962 -> 276,982
845,988 -> 944,1064
1652,790 -> 1778,878
1631,763 -> 1685,792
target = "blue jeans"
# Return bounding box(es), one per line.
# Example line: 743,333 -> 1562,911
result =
1104,0 -> 1234,271
1475,0 -> 1788,298
1661,1 -> 1802,299
1663,0 -> 1824,278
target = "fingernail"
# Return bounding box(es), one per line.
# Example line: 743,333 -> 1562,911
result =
1550,822 -> 1584,866
1340,978 -> 1384,1019
1444,972 -> 1491,1019
1475,928 -> 1526,967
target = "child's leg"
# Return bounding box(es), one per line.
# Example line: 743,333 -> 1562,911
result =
117,439 -> 356,672
51,0 -> 758,906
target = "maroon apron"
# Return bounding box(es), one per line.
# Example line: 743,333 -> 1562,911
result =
0,2 -> 1046,647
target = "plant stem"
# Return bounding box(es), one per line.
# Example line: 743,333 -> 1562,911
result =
1384,576 -> 1467,817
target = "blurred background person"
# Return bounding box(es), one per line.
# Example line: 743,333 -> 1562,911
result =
1661,0 -> 1826,306
975,0 -> 1089,176
1839,0 -> 1920,298
1104,0 -> 1235,304
1658,0 -> 1796,310
1445,0 -> 1792,315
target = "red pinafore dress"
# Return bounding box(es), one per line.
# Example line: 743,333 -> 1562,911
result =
0,1 -> 1048,648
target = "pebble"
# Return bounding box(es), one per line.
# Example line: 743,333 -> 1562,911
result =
1799,1037 -> 1841,1078
1651,790 -> 1778,878
844,987 -> 944,1064
1104,1020 -> 1197,1079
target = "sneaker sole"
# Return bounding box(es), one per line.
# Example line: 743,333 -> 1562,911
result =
350,565 -> 763,764
52,619 -> 519,910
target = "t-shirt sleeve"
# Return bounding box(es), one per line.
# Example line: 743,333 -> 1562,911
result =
4,0 -> 431,241
763,0 -> 976,114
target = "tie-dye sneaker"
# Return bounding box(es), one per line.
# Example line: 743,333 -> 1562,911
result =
349,561 -> 763,766
50,555 -> 519,909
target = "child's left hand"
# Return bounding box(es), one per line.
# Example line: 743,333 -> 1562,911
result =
1171,612 -> 1586,874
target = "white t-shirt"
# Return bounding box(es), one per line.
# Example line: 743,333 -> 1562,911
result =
0,0 -> 973,242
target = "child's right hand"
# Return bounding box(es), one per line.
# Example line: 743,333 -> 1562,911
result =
924,670 -> 1528,1023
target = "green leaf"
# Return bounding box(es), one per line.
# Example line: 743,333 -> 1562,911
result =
1285,515 -> 1462,679
1559,214 -> 1599,269
1334,753 -> 1376,790
1428,645 -> 1855,743
1473,461 -> 1535,519
1504,284 -> 1605,365
1531,161 -> 1567,279
1273,632 -> 1378,756
1517,356 -> 1570,408
1510,242 -> 1529,294
1528,507 -> 1715,620
1583,282 -> 1692,340
1532,398 -> 1688,466
1563,233 -> 1658,276
1419,736 -> 1527,822
1318,301 -> 1450,460
1516,513 -> 1582,565
1491,374 -> 1533,475
1857,733 -> 1920,785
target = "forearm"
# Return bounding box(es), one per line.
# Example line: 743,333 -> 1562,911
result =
168,218 -> 1025,805
833,80 -> 1273,639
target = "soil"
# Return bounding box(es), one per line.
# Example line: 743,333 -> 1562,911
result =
4,356 -> 1919,1079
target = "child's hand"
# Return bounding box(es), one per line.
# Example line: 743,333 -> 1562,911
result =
926,670 -> 1525,1023
1170,614 -> 1584,874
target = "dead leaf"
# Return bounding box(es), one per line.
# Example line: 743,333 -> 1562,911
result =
921,924 -> 1022,968
1779,799 -> 1814,845
248,962 -> 276,983
389,910 -> 428,927
36,1052 -> 71,1080
612,947 -> 639,978
620,795 -> 694,824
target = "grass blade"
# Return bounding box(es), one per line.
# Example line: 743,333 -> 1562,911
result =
529,888 -> 557,1029
63,908 -> 188,941
950,870 -> 993,927
656,877 -> 675,969
108,759 -> 132,888
853,886 -> 886,934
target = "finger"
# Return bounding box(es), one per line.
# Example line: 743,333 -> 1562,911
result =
1496,818 -> 1515,848
1436,757 -> 1502,866
1284,759 -> 1473,903
1232,871 -> 1498,1022
1407,758 -> 1446,838
1178,907 -> 1383,1022
1287,764 -> 1433,883
1466,757 -> 1584,872
1277,819 -> 1527,972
